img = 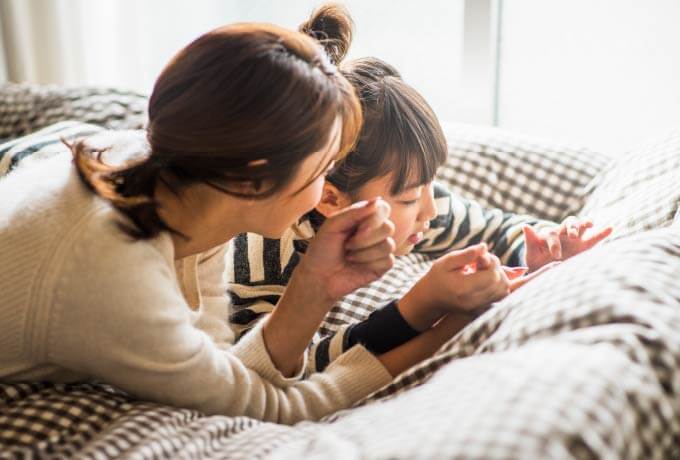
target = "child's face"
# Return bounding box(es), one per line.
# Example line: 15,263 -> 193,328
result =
351,175 -> 438,256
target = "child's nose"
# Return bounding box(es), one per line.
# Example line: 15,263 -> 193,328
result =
420,193 -> 438,222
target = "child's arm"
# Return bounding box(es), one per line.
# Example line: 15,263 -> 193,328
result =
415,182 -> 557,266
229,235 -> 550,374
229,268 -> 421,374
228,229 -> 421,375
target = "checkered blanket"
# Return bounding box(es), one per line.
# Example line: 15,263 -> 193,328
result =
1,85 -> 679,459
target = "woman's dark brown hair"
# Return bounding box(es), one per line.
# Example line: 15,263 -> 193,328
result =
68,21 -> 362,239
300,5 -> 448,198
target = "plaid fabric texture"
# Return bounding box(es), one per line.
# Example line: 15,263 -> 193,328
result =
437,122 -> 611,223
271,227 -> 680,459
580,130 -> 680,240
1,89 -> 678,459
0,83 -> 146,140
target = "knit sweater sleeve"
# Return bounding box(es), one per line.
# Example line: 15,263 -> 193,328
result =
47,210 -> 392,424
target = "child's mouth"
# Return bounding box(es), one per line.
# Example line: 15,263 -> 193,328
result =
407,232 -> 424,245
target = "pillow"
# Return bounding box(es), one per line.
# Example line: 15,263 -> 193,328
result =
0,121 -> 102,176
579,130 -> 680,240
438,122 -> 611,223
0,83 -> 146,140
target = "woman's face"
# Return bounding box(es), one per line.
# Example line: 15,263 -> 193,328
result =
250,118 -> 342,238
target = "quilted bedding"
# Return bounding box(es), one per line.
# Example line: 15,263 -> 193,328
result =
1,84 -> 679,459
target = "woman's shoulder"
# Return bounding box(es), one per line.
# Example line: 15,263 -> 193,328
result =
0,125 -> 173,294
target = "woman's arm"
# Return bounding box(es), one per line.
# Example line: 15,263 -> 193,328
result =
227,232 -> 420,376
52,218 -> 393,425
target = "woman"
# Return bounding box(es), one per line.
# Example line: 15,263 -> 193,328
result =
0,21 -> 470,424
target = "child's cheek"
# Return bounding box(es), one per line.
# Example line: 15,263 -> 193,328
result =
393,209 -> 419,250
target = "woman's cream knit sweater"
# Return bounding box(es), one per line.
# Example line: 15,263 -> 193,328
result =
0,131 -> 392,424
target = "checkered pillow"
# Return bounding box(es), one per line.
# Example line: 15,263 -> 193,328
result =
437,123 -> 611,223
579,130 -> 680,240
0,83 -> 146,140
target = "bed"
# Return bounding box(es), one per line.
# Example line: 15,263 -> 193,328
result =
1,83 -> 679,459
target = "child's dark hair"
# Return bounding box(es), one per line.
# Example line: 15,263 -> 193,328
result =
299,4 -> 448,198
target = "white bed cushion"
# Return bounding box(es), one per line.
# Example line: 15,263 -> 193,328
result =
438,123 -> 611,223
579,130 -> 680,240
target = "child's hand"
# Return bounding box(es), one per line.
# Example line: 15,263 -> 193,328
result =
523,217 -> 613,273
398,244 -> 508,330
399,244 -> 561,331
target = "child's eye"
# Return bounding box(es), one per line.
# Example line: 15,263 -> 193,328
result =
400,199 -> 418,206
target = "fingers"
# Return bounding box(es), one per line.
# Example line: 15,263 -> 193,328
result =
560,216 -> 580,239
522,225 -> 543,248
346,237 -> 396,264
439,243 -> 488,271
509,261 -> 561,292
502,266 -> 528,280
362,254 -> 395,278
456,256 -> 506,293
475,251 -> 493,270
472,269 -> 511,306
345,218 -> 395,250
326,197 -> 390,237
581,225 -> 614,250
545,230 -> 562,260
578,217 -> 594,236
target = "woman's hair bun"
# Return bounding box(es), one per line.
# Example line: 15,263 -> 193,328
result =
299,4 -> 353,65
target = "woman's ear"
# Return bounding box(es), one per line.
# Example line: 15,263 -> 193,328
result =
315,182 -> 352,217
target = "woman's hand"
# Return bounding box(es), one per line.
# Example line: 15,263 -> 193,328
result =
523,217 -> 613,272
397,244 -> 556,331
263,198 -> 396,377
297,197 -> 396,303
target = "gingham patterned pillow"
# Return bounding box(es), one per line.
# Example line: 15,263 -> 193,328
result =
0,83 -> 146,140
437,123 -> 611,223
579,130 -> 680,240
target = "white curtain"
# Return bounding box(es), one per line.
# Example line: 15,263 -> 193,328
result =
0,15 -> 7,82
0,0 -> 493,125
0,0 -> 234,92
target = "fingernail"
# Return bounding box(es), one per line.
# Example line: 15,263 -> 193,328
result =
350,199 -> 369,209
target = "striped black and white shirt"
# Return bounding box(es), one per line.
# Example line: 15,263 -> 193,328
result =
227,182 -> 556,374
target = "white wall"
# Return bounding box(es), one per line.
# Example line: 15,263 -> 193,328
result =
497,0 -> 680,154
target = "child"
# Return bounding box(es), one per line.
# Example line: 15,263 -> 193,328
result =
228,5 -> 612,373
